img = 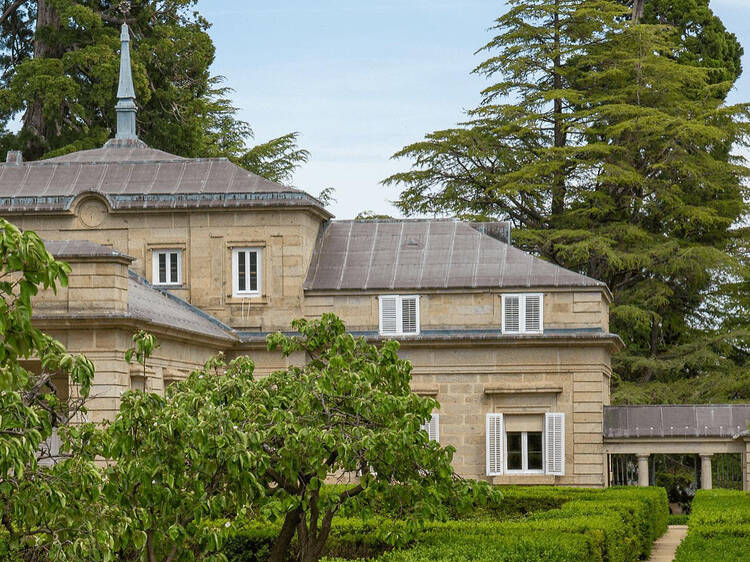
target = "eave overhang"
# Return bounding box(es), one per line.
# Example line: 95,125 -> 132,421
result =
32,314 -> 238,348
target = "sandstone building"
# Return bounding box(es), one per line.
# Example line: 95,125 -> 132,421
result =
3,25 -> 746,489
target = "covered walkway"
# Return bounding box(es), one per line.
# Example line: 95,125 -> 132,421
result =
603,405 -> 750,490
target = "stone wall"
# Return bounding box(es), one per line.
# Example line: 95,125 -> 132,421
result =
303,289 -> 610,333
33,257 -> 130,315
10,201 -> 326,332
402,342 -> 611,485
231,339 -> 613,486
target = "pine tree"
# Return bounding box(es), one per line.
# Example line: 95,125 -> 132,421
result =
385,0 -> 750,389
627,0 -> 743,89
0,1 -> 308,182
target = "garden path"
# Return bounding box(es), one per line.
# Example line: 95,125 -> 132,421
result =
647,525 -> 688,562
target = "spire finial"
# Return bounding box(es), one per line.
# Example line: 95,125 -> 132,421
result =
108,22 -> 144,145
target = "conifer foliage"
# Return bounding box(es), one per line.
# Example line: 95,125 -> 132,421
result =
386,0 -> 750,392
0,0 -> 308,182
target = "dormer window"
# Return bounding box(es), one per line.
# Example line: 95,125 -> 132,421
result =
232,248 -> 261,297
379,295 -> 420,336
152,250 -> 182,286
502,293 -> 543,334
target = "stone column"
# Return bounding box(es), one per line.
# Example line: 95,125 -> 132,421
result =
744,440 -> 750,492
700,454 -> 713,490
637,453 -> 650,487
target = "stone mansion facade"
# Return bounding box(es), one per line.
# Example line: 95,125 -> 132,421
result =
0,25 -> 626,486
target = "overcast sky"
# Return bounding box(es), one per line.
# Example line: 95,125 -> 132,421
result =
198,0 -> 750,220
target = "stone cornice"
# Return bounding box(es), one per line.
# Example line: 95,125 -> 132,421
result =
32,314 -> 237,348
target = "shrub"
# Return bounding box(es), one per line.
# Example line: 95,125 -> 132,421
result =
674,489 -> 750,562
221,486 -> 669,562
373,531 -> 597,562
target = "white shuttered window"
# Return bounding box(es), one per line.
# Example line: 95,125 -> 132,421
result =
486,413 -> 504,476
420,414 -> 439,442
544,412 -> 565,476
379,295 -> 420,335
502,293 -> 543,334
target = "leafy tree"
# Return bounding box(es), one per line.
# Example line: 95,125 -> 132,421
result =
0,219 -> 102,558
94,314 -> 490,562
386,0 -> 750,388
125,328 -> 159,380
95,352 -> 263,561
261,315 -> 488,562
0,1 -> 309,184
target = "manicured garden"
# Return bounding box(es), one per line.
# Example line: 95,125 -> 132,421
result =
221,486 -> 668,561
674,489 -> 750,561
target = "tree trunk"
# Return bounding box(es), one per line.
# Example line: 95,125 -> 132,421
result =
268,507 -> 302,562
551,0 -> 566,218
631,0 -> 646,22
22,0 -> 61,143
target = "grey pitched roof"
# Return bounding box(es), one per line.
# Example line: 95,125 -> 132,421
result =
45,146 -> 180,163
304,219 -> 606,291
0,148 -> 329,215
45,239 -> 133,260
127,271 -> 236,342
603,405 -> 750,439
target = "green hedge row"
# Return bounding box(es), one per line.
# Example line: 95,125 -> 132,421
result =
365,487 -> 667,562
221,486 -> 668,562
674,489 -> 750,562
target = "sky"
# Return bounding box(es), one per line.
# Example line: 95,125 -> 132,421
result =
196,0 -> 750,220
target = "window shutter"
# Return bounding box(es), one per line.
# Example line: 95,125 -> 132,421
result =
429,414 -> 439,442
545,412 -> 565,476
503,296 -> 520,332
401,296 -> 418,333
420,414 -> 439,442
486,413 -> 504,476
525,295 -> 542,332
380,297 -> 398,334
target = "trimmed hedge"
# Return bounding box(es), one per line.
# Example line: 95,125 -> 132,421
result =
669,514 -> 689,525
370,487 -> 667,562
674,489 -> 750,562
221,486 -> 668,562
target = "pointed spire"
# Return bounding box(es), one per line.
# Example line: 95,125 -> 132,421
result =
106,23 -> 146,147
116,23 -> 136,100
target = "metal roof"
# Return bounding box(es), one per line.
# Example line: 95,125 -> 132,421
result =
0,148 -> 329,214
45,239 -> 133,260
304,219 -> 606,291
603,405 -> 750,439
127,271 -> 236,341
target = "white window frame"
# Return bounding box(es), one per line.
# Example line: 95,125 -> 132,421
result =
232,247 -> 262,298
504,429 -> 544,474
378,295 -> 420,336
501,293 -> 544,334
486,412 -> 565,477
152,249 -> 182,286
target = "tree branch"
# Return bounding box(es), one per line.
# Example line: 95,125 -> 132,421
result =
0,0 -> 27,27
